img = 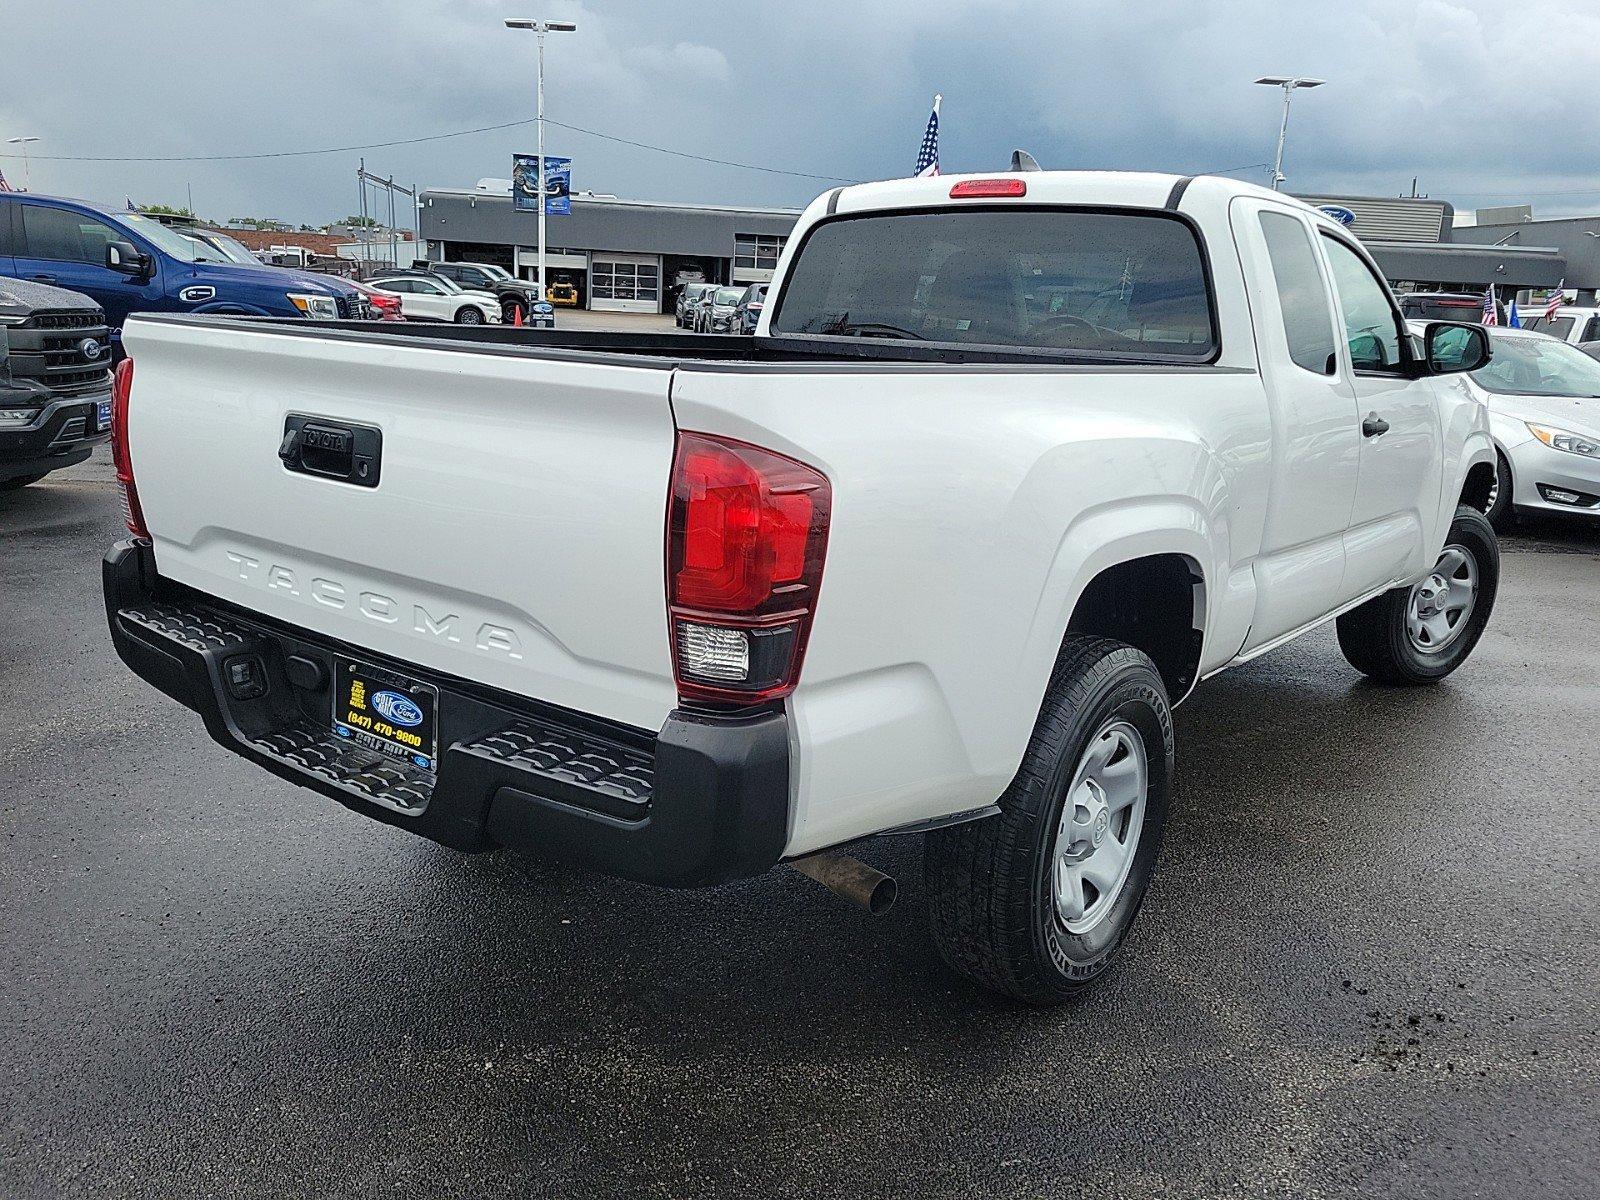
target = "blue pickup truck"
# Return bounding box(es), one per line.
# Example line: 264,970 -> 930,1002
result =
0,193 -> 367,347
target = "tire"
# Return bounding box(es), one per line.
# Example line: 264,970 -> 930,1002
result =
455,307 -> 484,325
0,472 -> 48,492
1484,450 -> 1516,533
1336,505 -> 1499,685
925,636 -> 1174,1004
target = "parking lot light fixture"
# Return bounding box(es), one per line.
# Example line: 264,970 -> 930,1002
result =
6,136 -> 41,191
505,18 -> 578,304
1253,76 -> 1325,191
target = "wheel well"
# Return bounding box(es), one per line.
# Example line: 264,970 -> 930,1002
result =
1067,554 -> 1204,699
1461,459 -> 1497,513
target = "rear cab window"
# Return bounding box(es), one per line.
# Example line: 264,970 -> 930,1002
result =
770,207 -> 1217,359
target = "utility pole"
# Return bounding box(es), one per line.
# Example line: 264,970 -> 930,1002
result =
1253,77 -> 1325,190
506,18 -> 577,298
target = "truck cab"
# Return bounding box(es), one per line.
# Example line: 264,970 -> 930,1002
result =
0,194 -> 367,350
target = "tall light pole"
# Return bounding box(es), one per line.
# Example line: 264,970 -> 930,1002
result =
6,136 -> 41,191
1253,76 -> 1325,191
505,18 -> 576,301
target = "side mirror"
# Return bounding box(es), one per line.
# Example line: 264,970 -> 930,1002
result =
106,240 -> 149,277
1424,321 -> 1491,375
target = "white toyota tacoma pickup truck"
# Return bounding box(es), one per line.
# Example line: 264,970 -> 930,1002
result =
104,170 -> 1501,1003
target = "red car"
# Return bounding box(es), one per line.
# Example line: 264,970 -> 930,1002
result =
349,279 -> 404,321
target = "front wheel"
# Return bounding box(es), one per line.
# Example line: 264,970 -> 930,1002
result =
1484,450 -> 1516,533
1336,505 -> 1499,685
925,636 -> 1174,1004
455,307 -> 484,325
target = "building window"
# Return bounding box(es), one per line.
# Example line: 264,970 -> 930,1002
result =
735,233 -> 786,271
591,258 -> 659,303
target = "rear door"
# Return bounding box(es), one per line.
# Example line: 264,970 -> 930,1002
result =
1230,198 -> 1361,648
123,317 -> 681,731
1319,233 -> 1443,595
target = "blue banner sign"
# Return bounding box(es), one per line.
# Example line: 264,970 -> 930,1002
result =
512,154 -> 571,215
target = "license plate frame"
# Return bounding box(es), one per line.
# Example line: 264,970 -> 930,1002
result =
95,399 -> 112,432
331,657 -> 440,773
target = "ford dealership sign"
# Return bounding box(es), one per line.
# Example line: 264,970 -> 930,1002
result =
1319,205 -> 1357,228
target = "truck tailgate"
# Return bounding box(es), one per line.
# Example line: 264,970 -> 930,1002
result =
122,317 -> 679,732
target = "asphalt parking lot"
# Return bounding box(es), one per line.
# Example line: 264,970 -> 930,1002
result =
3,448 -> 1597,1199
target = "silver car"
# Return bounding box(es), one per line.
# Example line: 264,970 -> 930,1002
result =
1454,326 -> 1600,527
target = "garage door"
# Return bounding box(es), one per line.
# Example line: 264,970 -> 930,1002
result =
590,254 -> 661,313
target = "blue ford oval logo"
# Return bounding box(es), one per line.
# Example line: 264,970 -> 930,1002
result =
79,337 -> 104,360
1319,205 -> 1357,228
371,690 -> 424,727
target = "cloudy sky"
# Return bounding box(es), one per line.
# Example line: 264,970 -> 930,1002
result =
3,0 -> 1598,226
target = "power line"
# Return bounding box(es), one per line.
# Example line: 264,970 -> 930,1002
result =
0,115 -> 862,183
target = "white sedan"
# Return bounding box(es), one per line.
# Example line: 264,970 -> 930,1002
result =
365,275 -> 501,325
1424,324 -> 1600,528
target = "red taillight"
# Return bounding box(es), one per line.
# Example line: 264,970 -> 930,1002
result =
949,177 -> 1027,199
110,357 -> 150,541
667,432 -> 831,705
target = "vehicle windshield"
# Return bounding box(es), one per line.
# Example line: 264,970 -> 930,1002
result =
477,264 -> 514,281
770,208 -> 1216,357
1474,332 -> 1600,398
112,212 -> 203,262
194,231 -> 261,266
714,287 -> 743,305
424,275 -> 463,294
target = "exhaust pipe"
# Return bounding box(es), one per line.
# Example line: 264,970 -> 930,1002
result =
790,850 -> 897,914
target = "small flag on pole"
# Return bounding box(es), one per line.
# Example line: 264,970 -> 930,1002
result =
1481,287 -> 1498,326
1507,298 -> 1521,328
0,167 -> 13,193
1544,279 -> 1565,321
914,94 -> 941,178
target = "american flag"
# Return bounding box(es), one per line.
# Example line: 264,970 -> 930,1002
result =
1544,279 -> 1565,321
1481,287 -> 1497,326
0,166 -> 13,193
914,94 -> 941,178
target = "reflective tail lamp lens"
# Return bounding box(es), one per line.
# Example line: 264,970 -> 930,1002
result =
110,358 -> 150,541
667,432 -> 831,705
949,177 -> 1027,198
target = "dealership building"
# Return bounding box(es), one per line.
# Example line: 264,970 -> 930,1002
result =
417,185 -> 800,313
417,182 -> 1587,315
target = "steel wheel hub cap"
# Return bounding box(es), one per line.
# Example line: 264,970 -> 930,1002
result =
1406,543 -> 1478,654
1051,719 -> 1149,935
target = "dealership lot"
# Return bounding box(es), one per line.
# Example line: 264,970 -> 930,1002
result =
1,449 -> 1594,1198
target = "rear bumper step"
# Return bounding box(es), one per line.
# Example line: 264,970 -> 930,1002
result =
104,540 -> 791,887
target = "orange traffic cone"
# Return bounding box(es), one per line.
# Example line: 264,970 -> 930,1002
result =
513,304 -> 523,327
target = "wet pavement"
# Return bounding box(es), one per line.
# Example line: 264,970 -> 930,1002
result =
3,450 -> 1597,1198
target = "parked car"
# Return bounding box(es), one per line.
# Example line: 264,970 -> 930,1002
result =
733,283 -> 767,334
422,261 -> 540,322
696,285 -> 744,333
675,282 -> 714,328
0,193 -> 368,351
103,170 -> 1499,1004
1519,305 -> 1600,345
347,278 -> 404,321
1420,323 -> 1600,529
545,273 -> 579,307
0,277 -> 111,489
364,274 -> 501,324
1398,291 -> 1501,325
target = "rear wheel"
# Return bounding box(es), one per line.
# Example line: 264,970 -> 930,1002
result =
455,307 -> 484,325
1336,506 -> 1499,685
924,636 -> 1173,1004
1484,450 -> 1515,533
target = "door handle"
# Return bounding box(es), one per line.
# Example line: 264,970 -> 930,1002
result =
29,273 -> 57,284
1362,413 -> 1390,438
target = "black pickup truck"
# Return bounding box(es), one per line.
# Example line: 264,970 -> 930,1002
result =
0,279 -> 113,490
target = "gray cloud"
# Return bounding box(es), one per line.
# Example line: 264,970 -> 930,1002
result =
2,0 -> 1597,224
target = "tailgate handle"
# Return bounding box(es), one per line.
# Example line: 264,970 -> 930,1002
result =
280,413 -> 382,488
